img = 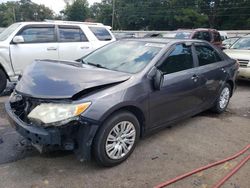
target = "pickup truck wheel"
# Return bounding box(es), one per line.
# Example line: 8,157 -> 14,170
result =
0,69 -> 7,94
93,111 -> 140,167
212,83 -> 231,114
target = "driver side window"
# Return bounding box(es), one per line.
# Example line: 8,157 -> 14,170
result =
158,44 -> 194,75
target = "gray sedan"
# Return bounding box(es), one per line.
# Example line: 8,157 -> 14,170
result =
6,39 -> 238,167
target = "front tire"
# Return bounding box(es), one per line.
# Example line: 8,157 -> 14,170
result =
0,69 -> 7,94
93,111 -> 140,167
212,83 -> 231,114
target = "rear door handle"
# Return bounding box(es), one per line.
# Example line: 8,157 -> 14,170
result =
191,75 -> 199,82
47,47 -> 57,51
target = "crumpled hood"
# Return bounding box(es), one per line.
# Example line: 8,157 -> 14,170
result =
16,60 -> 131,99
224,49 -> 250,60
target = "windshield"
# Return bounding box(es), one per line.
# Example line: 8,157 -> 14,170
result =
231,37 -> 250,50
0,23 -> 21,41
174,32 -> 192,39
222,38 -> 239,45
82,41 -> 164,74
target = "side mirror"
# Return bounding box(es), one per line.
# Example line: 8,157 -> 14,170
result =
13,36 -> 24,44
153,68 -> 164,90
224,44 -> 231,49
222,44 -> 230,50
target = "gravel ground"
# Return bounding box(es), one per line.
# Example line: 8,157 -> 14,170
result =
0,81 -> 249,188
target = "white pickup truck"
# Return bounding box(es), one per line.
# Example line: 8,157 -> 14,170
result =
0,20 -> 116,93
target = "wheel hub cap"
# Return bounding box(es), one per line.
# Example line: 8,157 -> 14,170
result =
105,121 -> 136,160
219,87 -> 230,109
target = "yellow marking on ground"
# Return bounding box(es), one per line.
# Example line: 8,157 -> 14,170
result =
201,184 -> 208,188
197,172 -> 204,177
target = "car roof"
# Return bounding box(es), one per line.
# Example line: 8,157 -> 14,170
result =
18,21 -> 110,28
177,28 -> 219,32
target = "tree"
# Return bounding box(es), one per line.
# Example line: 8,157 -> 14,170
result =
88,0 -> 210,30
89,1 -> 112,26
0,0 -> 54,27
174,9 -> 209,29
64,0 -> 89,21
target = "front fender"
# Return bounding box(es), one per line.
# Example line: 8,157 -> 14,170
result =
0,46 -> 15,78
98,101 -> 147,123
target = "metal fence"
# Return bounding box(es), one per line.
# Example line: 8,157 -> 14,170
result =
113,30 -> 250,38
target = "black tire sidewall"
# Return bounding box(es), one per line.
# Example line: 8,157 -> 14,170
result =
214,83 -> 231,113
0,69 -> 7,94
93,111 -> 140,167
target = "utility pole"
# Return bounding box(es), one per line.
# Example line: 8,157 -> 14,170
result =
12,7 -> 16,22
112,0 -> 115,30
209,1 -> 215,28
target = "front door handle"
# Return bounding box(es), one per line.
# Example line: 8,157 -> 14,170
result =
80,46 -> 90,49
47,47 -> 57,51
191,75 -> 199,82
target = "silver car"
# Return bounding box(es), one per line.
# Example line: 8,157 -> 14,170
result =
224,35 -> 250,80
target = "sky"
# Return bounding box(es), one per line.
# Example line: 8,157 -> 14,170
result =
0,0 -> 101,14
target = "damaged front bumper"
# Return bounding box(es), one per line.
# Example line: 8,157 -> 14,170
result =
5,101 -> 99,161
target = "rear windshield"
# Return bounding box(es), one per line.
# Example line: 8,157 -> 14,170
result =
89,27 -> 112,41
0,23 -> 21,41
82,41 -> 164,74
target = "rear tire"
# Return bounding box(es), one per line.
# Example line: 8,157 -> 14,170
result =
93,111 -> 140,167
211,83 -> 231,114
0,69 -> 7,94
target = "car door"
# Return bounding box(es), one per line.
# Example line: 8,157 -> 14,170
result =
57,25 -> 93,61
193,42 -> 228,106
10,25 -> 58,74
149,43 -> 204,128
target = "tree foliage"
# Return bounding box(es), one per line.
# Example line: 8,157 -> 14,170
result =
64,0 -> 89,21
89,0 -> 112,26
1,0 -> 250,30
89,0 -> 250,30
0,0 -> 53,27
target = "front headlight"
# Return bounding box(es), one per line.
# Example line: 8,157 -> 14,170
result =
28,102 -> 91,125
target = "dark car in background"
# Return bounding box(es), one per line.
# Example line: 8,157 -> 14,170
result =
164,28 -> 222,48
6,39 -> 238,167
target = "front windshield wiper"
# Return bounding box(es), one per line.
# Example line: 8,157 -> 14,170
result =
82,60 -> 108,70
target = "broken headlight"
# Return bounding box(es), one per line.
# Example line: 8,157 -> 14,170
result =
28,102 -> 91,125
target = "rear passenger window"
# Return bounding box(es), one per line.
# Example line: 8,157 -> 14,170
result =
158,44 -> 194,75
202,32 -> 211,42
19,27 -> 55,43
193,32 -> 203,40
195,44 -> 222,66
89,27 -> 112,41
59,26 -> 88,42
193,31 -> 211,42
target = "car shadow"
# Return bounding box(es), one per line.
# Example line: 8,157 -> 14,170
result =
0,83 -> 15,97
236,80 -> 250,87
